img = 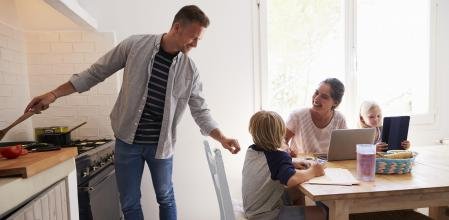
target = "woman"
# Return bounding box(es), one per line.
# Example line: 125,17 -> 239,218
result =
285,78 -> 347,157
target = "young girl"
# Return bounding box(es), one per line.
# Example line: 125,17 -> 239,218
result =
359,101 -> 410,152
242,110 -> 325,220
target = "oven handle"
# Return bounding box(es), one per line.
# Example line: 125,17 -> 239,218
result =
79,169 -> 115,192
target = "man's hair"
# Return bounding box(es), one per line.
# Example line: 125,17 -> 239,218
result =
249,111 -> 286,151
172,5 -> 210,28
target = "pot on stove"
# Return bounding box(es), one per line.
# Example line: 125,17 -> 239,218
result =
37,122 -> 86,146
34,126 -> 68,140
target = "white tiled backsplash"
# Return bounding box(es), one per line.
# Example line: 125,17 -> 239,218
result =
0,21 -> 120,141
0,22 -> 33,141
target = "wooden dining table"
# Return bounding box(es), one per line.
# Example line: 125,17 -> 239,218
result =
298,145 -> 449,220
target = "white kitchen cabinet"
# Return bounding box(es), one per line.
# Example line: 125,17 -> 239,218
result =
6,179 -> 69,220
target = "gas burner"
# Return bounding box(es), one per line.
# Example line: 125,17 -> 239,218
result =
70,139 -> 113,154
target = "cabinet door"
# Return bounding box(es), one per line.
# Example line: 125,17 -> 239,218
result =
7,179 -> 68,220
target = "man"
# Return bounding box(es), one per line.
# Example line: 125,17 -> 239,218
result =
24,5 -> 240,220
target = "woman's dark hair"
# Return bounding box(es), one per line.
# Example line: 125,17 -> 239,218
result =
172,5 -> 210,28
321,78 -> 345,109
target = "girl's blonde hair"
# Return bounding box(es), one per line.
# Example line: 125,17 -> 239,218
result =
359,101 -> 382,128
249,111 -> 285,151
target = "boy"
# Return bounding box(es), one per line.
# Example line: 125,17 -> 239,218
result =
242,110 -> 326,220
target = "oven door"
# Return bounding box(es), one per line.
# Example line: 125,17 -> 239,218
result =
78,165 -> 122,220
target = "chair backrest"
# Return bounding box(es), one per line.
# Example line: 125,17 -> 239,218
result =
204,140 -> 236,220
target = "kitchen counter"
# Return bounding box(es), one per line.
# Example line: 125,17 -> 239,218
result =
0,148 -> 79,219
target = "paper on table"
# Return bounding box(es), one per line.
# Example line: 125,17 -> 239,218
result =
306,168 -> 360,186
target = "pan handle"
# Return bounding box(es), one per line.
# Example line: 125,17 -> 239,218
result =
66,122 -> 87,133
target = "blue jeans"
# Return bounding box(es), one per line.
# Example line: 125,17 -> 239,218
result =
115,139 -> 176,220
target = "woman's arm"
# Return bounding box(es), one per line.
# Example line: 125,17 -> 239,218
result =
284,129 -> 298,157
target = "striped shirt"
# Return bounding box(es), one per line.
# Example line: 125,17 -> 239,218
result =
70,34 -> 219,159
134,49 -> 177,144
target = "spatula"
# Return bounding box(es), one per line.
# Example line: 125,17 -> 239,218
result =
0,111 -> 34,141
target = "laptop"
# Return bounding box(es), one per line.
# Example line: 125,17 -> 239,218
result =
319,128 -> 376,161
381,116 -> 410,150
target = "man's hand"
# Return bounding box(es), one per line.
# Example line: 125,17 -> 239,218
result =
209,128 -> 240,154
219,137 -> 240,154
24,92 -> 57,114
24,82 -> 76,114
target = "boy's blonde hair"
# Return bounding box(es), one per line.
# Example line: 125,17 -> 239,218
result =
359,101 -> 382,128
249,111 -> 285,151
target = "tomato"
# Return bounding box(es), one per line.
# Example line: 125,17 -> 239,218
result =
1,145 -> 24,159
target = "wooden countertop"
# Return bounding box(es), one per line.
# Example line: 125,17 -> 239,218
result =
0,148 -> 77,178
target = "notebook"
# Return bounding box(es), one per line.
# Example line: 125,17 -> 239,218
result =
381,116 -> 410,150
306,168 -> 359,186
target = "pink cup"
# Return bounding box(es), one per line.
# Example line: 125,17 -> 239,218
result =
356,144 -> 376,182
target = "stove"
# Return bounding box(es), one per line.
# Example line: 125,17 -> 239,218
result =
69,139 -> 122,220
72,139 -> 114,184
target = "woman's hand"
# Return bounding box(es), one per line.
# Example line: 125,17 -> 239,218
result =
401,140 -> 411,150
376,142 -> 388,152
288,147 -> 298,158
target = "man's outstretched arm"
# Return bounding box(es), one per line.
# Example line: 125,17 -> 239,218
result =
24,81 -> 76,114
209,128 -> 240,154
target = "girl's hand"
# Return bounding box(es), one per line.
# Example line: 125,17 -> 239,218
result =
401,140 -> 411,150
376,142 -> 388,152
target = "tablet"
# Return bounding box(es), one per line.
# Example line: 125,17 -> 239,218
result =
381,116 -> 410,150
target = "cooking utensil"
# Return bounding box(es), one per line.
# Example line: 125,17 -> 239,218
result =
37,122 -> 87,146
0,111 -> 34,141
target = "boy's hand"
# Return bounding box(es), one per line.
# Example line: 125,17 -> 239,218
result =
376,142 -> 388,152
309,162 -> 325,177
293,159 -> 311,170
401,140 -> 411,150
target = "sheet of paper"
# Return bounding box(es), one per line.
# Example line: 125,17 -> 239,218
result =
306,168 -> 360,186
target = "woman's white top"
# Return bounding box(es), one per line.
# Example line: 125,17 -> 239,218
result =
286,108 -> 347,154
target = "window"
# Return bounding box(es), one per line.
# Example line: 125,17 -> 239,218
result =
258,0 -> 434,125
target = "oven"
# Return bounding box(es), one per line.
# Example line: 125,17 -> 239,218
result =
73,139 -> 122,220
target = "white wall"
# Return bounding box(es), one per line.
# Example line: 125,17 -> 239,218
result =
25,30 -> 118,140
79,0 -> 254,219
0,0 -> 33,141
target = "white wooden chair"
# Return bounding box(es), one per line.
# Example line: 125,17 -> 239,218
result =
204,140 -> 247,220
